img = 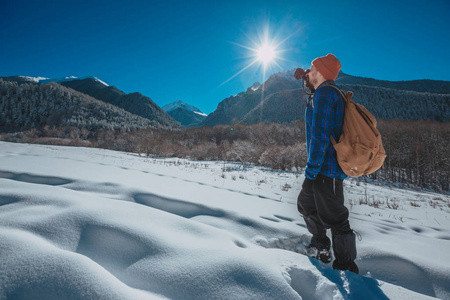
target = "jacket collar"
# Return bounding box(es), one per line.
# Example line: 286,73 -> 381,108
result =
317,80 -> 336,89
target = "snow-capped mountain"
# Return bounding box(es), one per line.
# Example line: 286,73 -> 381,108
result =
162,101 -> 207,127
249,82 -> 261,91
162,100 -> 206,115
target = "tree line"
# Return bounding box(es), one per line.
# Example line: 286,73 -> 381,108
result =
2,119 -> 448,192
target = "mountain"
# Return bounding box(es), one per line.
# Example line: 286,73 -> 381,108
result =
202,70 -> 302,127
60,78 -> 179,128
166,107 -> 206,127
1,75 -> 180,129
162,101 -> 207,127
0,79 -> 171,132
249,82 -> 261,91
203,70 -> 450,126
162,100 -> 205,115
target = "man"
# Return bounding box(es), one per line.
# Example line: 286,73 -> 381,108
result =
295,54 -> 358,274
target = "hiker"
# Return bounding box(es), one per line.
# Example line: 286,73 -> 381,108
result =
295,54 -> 358,274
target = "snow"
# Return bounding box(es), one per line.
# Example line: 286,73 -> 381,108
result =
26,75 -> 109,86
272,69 -> 297,81
93,77 -> 109,87
0,141 -> 448,300
194,111 -> 208,117
18,76 -> 49,83
250,82 -> 261,91
38,76 -> 78,84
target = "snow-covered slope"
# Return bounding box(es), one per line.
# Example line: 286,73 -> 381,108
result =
0,141 -> 448,299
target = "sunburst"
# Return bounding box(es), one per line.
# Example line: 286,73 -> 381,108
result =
256,43 -> 276,67
220,24 -> 288,87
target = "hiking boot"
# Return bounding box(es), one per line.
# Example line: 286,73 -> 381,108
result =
332,260 -> 359,274
331,230 -> 358,274
306,245 -> 332,263
306,234 -> 332,263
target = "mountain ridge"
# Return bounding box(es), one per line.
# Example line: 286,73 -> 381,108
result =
202,70 -> 450,126
59,78 -> 180,128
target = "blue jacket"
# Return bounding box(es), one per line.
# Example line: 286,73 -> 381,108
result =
305,80 -> 347,180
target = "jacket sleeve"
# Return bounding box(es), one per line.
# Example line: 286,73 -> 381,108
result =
305,87 -> 337,180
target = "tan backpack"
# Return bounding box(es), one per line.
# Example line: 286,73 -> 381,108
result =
328,85 -> 386,177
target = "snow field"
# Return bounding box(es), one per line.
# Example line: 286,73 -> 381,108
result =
0,141 -> 449,299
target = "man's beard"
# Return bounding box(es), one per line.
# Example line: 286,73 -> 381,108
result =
305,78 -> 316,93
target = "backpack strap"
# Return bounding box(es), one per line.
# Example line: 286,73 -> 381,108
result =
326,85 -> 350,104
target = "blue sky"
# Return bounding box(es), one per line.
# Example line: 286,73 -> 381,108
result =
1,0 -> 449,114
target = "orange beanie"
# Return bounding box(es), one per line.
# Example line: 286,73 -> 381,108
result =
312,53 -> 341,81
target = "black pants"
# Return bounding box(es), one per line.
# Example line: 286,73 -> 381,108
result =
297,174 -> 356,265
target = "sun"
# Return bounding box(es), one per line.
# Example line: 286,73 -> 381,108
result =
219,22 -> 300,87
256,43 -> 276,65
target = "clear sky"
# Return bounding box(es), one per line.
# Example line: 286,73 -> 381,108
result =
1,0 -> 449,114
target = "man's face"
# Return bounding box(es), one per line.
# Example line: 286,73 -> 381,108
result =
308,65 -> 319,87
304,65 -> 320,91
